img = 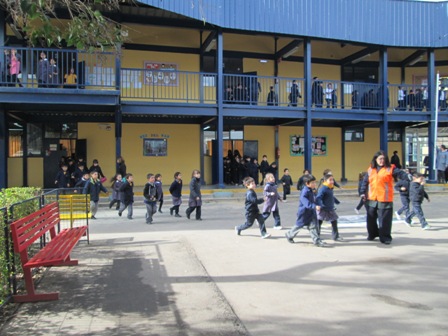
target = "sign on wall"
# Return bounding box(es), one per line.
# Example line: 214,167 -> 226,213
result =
143,138 -> 168,157
144,61 -> 178,86
290,135 -> 327,156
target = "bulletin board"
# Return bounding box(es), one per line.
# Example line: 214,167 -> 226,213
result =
144,61 -> 178,86
290,135 -> 327,156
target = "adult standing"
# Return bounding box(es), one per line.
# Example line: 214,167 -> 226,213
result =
436,145 -> 448,183
289,79 -> 301,107
360,150 -> 407,245
390,151 -> 402,169
116,156 -> 127,177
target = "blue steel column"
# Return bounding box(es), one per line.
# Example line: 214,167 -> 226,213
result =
115,106 -> 122,161
216,29 -> 224,188
427,49 -> 436,181
379,48 -> 388,152
303,38 -> 312,172
0,11 -> 6,188
0,108 -> 6,189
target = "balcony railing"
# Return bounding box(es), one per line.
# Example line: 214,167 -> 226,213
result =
0,46 -> 117,90
0,47 -> 439,113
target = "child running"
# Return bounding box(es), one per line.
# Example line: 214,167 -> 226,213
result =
354,172 -> 367,214
235,177 -> 271,239
394,169 -> 412,221
262,173 -> 282,230
83,171 -> 108,219
280,168 -> 293,201
143,173 -> 158,224
109,174 -> 123,210
285,174 -> 327,247
186,169 -> 202,220
155,173 -> 164,213
118,173 -> 134,220
405,172 -> 431,230
169,172 -> 183,217
316,173 -> 343,241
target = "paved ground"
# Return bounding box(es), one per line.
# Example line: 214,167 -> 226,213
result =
1,192 -> 447,336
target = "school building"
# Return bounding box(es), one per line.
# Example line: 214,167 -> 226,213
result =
1,0 -> 448,188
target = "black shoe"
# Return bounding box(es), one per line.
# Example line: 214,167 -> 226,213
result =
285,233 -> 294,244
170,208 -> 174,216
118,212 -> 122,217
381,239 -> 392,245
109,204 -> 112,209
175,213 -> 182,218
91,216 -> 96,220
196,218 -> 202,221
158,209 -> 163,213
186,210 -> 190,219
116,207 -> 120,210
367,236 -> 376,241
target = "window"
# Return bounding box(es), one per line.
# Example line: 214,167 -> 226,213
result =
345,128 -> 364,142
388,129 -> 402,142
27,123 -> 43,156
8,122 -> 23,157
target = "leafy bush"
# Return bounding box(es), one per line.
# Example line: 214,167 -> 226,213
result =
0,187 -> 41,306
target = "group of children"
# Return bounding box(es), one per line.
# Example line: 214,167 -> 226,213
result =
235,170 -> 342,247
108,170 -> 203,223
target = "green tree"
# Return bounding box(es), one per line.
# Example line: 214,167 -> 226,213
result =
0,0 -> 129,52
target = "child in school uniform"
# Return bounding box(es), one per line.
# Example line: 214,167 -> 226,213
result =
109,174 -> 123,210
263,173 -> 282,230
143,173 -> 158,224
405,173 -> 431,230
186,170 -> 202,220
118,173 -> 134,220
169,172 -> 183,217
75,172 -> 90,193
83,171 -> 108,219
316,173 -> 343,241
235,176 -> 271,239
280,168 -> 293,201
285,174 -> 327,247
55,163 -> 71,189
354,172 -> 367,214
155,173 -> 164,213
394,169 -> 412,220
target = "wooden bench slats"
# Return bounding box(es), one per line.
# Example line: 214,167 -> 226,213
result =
25,226 -> 87,268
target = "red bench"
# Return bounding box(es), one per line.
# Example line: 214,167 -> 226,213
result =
10,202 -> 88,303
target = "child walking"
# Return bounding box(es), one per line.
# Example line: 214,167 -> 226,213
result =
169,172 -> 183,217
155,173 -> 164,213
83,171 -> 108,219
280,168 -> 293,201
235,176 -> 271,239
143,173 -> 158,224
354,172 -> 367,214
118,173 -> 134,220
262,173 -> 282,230
394,169 -> 412,220
186,170 -> 202,220
405,173 -> 431,230
316,174 -> 343,241
109,174 -> 123,210
285,174 -> 327,247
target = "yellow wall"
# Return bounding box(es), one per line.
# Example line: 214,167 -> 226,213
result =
78,123 -> 202,187
28,158 -> 44,187
345,128 -> 380,178
244,125 -> 276,162
8,159 -> 23,187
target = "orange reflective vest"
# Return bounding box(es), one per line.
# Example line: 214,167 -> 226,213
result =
367,165 -> 395,202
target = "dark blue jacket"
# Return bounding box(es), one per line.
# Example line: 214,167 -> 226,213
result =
296,185 -> 317,226
119,180 -> 134,205
245,189 -> 264,216
409,182 -> 429,203
83,178 -> 107,202
316,185 -> 340,210
143,182 -> 157,204
169,179 -> 183,198
394,176 -> 411,196
55,170 -> 71,188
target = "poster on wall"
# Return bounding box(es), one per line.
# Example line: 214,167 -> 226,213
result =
143,138 -> 168,157
144,61 -> 178,86
290,135 -> 327,156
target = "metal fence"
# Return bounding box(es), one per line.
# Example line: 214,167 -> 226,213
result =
0,46 -> 117,90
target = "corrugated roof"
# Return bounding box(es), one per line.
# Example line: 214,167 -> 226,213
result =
135,0 -> 448,48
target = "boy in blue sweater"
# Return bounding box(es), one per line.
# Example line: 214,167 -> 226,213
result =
235,176 -> 271,239
285,174 -> 327,247
394,169 -> 412,221
405,173 -> 430,230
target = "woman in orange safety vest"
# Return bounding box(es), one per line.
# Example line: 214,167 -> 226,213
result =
359,150 -> 407,245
